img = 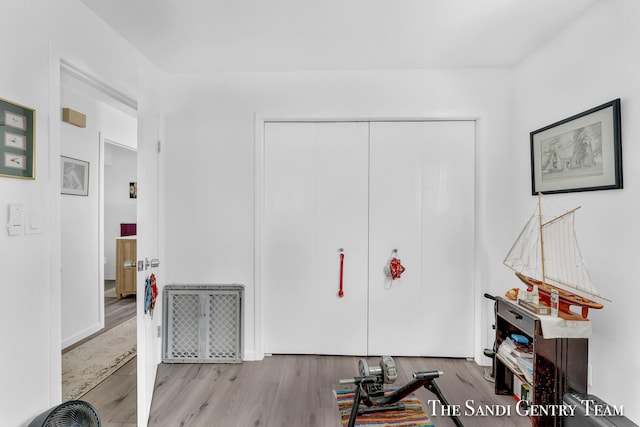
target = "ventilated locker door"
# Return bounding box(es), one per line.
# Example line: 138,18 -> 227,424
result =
205,291 -> 242,362
165,291 -> 202,361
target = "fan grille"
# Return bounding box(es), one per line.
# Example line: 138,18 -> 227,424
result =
44,401 -> 100,427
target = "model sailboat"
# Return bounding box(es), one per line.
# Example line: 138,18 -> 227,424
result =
503,194 -> 610,320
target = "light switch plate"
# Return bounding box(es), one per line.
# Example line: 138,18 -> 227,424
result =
24,209 -> 42,234
7,203 -> 24,236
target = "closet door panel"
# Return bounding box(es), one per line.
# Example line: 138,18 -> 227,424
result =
368,121 -> 475,357
264,122 -> 317,354
264,122 -> 369,355
368,125 -> 425,356
314,123 -> 369,354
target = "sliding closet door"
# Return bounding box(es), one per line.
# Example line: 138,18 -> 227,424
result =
263,122 -> 369,355
368,121 -> 475,357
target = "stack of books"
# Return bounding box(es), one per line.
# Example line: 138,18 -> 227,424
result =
497,336 -> 533,379
516,357 -> 533,384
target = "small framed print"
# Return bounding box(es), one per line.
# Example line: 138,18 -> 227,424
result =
61,156 -> 89,196
4,152 -> 26,170
5,111 -> 27,130
0,97 -> 35,179
4,131 -> 26,150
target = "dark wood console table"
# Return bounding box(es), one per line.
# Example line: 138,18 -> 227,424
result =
494,296 -> 589,426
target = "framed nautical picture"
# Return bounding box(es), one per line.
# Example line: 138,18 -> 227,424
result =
0,97 -> 35,179
61,156 -> 90,196
530,99 -> 622,195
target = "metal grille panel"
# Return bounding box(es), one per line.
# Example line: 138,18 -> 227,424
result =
208,294 -> 239,360
163,285 -> 243,363
169,294 -> 200,359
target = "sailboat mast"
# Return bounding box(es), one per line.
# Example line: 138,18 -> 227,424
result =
538,192 -> 546,285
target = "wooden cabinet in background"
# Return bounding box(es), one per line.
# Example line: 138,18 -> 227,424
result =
116,238 -> 137,299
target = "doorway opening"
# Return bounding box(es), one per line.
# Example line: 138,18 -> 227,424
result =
103,139 -> 137,326
59,62 -> 138,421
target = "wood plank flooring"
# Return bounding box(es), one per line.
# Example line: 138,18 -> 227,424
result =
148,355 -> 531,427
67,281 -> 137,427
74,282 -> 531,427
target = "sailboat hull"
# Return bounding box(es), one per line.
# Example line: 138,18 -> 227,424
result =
514,272 -> 603,320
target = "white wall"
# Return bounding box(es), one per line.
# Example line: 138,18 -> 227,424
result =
0,8 -> 53,426
163,69 -> 515,361
60,83 -> 102,347
513,0 -> 640,422
0,2 -> 161,426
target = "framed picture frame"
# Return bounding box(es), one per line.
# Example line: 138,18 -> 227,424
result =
0,97 -> 35,179
530,99 -> 622,195
61,156 -> 90,196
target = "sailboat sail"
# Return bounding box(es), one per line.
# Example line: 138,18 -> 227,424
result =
503,199 -> 609,304
541,211 -> 593,294
503,213 -> 541,281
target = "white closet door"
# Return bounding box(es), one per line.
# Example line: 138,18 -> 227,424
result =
264,122 -> 369,355
368,121 -> 475,357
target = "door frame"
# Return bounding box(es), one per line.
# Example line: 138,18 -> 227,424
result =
254,113 -> 484,362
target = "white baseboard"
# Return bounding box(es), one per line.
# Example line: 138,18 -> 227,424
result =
62,322 -> 103,349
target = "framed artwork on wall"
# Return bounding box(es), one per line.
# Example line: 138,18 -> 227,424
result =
61,156 -> 90,196
530,98 -> 622,195
0,97 -> 35,179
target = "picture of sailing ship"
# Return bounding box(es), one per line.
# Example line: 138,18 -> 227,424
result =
503,194 -> 610,320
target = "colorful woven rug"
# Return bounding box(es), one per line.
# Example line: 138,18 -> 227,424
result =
335,388 -> 434,426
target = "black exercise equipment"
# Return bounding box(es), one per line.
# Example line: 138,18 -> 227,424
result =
483,292 -> 497,382
339,356 -> 463,427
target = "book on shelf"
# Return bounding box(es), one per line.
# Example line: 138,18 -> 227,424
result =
521,383 -> 531,403
497,344 -> 518,366
499,337 -> 533,358
513,374 -> 525,401
512,373 -> 533,406
511,343 -> 533,358
516,358 -> 533,384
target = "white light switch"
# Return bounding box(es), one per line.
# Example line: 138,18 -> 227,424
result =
24,209 -> 42,235
7,203 -> 24,236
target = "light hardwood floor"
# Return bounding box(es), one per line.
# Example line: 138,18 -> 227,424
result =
77,283 -> 530,427
86,354 -> 530,427
70,281 -> 137,427
147,355 -> 530,427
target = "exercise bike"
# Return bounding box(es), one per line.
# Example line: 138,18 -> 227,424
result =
338,356 -> 463,427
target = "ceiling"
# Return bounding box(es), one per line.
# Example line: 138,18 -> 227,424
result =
80,0 -> 598,74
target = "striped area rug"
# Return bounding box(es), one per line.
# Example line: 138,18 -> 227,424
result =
335,388 -> 434,426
